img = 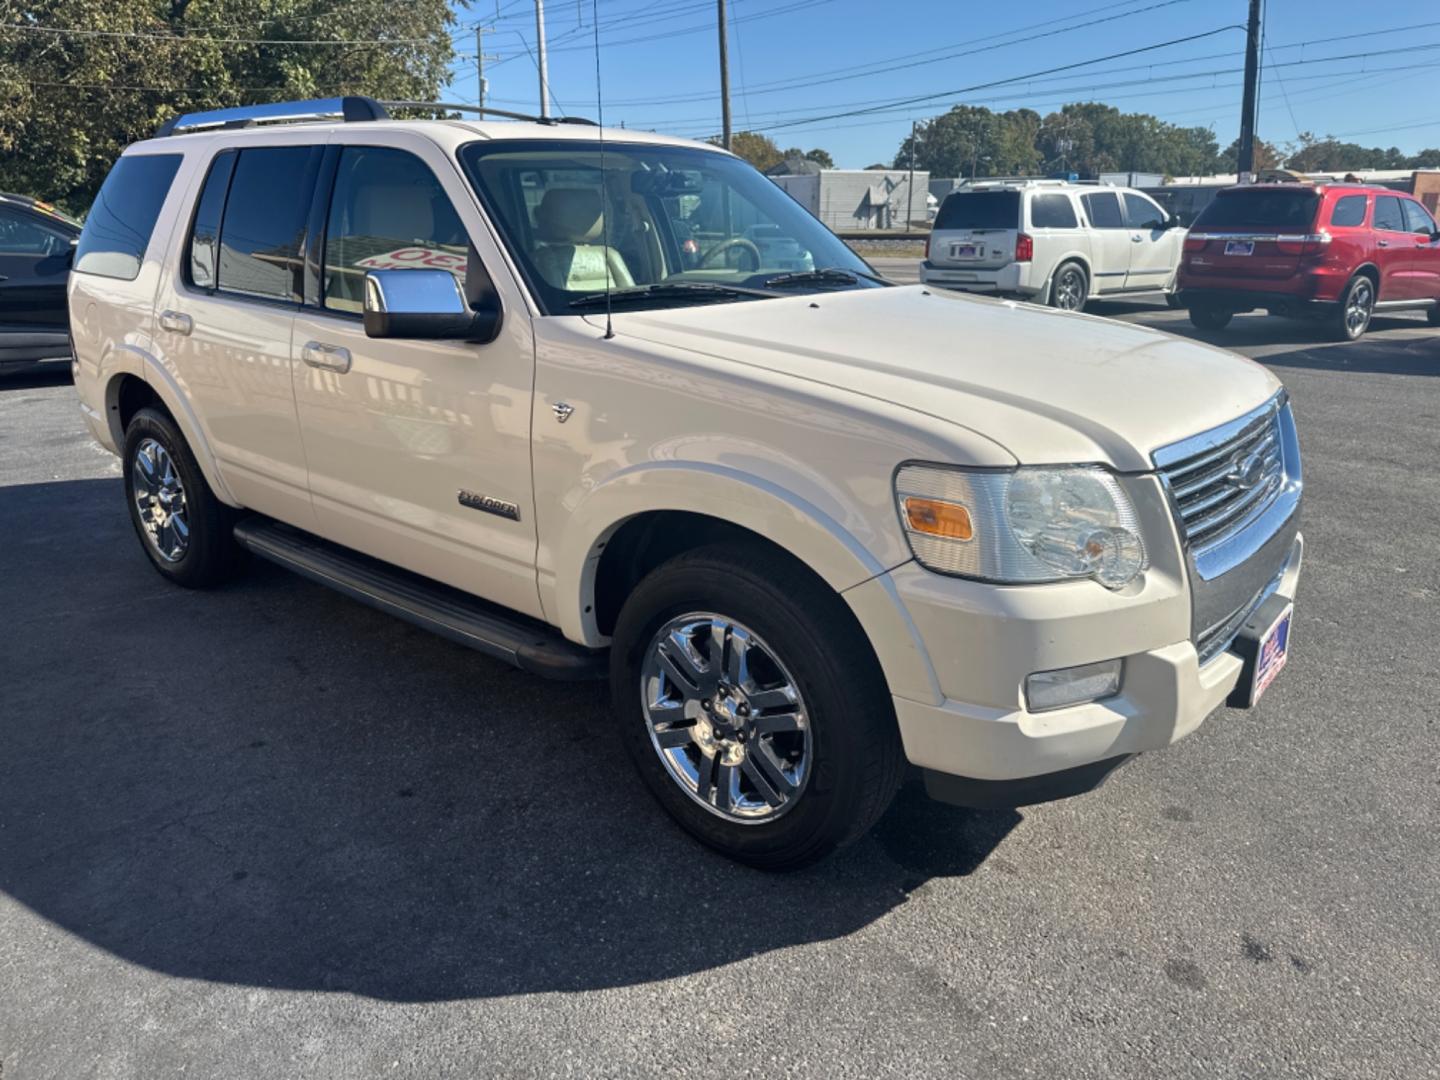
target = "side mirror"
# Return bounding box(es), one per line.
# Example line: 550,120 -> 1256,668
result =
1431,228 -> 1440,243
363,269 -> 502,343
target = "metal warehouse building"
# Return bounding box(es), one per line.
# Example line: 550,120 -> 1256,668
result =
771,169 -> 931,230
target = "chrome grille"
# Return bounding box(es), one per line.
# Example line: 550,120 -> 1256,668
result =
1159,404 -> 1284,554
1194,564 -> 1286,665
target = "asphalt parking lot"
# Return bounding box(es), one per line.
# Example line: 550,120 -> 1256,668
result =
2,283 -> 1438,1079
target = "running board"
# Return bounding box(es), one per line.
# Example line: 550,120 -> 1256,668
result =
233,517 -> 606,681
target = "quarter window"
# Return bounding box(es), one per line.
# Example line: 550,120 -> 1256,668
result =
1402,199 -> 1437,235
1373,196 -> 1406,233
1030,194 -> 1078,229
322,147 -> 469,313
1330,195 -> 1368,228
187,150 -> 237,289
213,146 -> 319,302
74,153 -> 182,280
1080,192 -> 1124,229
1123,193 -> 1165,230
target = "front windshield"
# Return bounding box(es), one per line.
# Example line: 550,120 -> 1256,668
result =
457,140 -> 881,314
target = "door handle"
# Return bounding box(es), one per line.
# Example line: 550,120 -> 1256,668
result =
1131,234 -> 1144,243
158,309 -> 192,335
301,340 -> 352,374
1377,239 -> 1390,248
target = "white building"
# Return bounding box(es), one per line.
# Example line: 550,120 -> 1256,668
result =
771,169 -> 931,231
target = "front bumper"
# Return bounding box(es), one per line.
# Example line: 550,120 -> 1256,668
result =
852,529 -> 1302,803
919,260 -> 1035,296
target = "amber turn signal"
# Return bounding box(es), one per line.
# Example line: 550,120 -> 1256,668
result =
903,496 -> 974,540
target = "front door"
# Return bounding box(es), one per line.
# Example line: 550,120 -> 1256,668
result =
0,205 -> 74,333
1401,198 -> 1440,302
1122,192 -> 1180,292
290,140 -> 542,618
152,141 -> 323,527
1078,191 -> 1131,295
1372,195 -> 1416,300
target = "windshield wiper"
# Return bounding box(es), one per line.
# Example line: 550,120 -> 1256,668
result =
569,282 -> 775,309
761,266 -> 890,289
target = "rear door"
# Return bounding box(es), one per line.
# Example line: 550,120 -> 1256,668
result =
1184,187 -> 1321,283
927,190 -> 1020,270
1401,198 -> 1440,301
1078,191 -> 1130,294
1121,191 -> 1179,291
153,140 -> 323,527
0,205 -> 75,331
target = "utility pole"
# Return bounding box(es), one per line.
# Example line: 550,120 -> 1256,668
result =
1237,0 -> 1262,181
906,120 -> 917,233
474,25 -> 499,109
717,0 -> 732,150
535,0 -> 551,120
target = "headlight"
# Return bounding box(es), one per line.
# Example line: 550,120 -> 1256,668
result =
894,463 -> 1147,589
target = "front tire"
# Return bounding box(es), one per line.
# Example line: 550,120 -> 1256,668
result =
1048,261 -> 1088,312
122,406 -> 243,588
610,544 -> 904,870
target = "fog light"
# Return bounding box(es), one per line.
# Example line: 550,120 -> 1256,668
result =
1025,659 -> 1123,712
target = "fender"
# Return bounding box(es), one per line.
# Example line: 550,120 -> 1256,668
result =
100,340 -> 241,507
546,461 -> 942,705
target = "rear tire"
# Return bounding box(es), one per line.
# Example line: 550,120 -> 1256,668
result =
1048,261 -> 1088,312
122,406 -> 244,588
1330,274 -> 1375,341
609,543 -> 904,871
1189,304 -> 1233,331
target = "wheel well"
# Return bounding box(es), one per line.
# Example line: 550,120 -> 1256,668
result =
109,374 -> 166,442
1354,263 -> 1380,288
591,511 -> 818,637
1049,256 -> 1090,294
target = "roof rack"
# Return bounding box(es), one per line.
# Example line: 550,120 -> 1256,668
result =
382,101 -> 597,126
155,95 -> 597,138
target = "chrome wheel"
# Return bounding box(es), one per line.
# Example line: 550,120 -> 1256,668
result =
1052,266 -> 1085,311
131,437 -> 189,562
640,613 -> 812,824
1345,278 -> 1373,337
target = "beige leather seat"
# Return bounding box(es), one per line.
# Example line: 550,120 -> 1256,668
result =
531,188 -> 634,292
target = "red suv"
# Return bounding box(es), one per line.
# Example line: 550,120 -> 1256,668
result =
1177,183 -> 1440,341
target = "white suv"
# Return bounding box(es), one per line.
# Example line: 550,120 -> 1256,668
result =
69,98 -> 1303,869
921,180 -> 1185,310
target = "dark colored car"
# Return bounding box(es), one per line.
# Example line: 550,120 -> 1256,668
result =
0,193 -> 81,372
1177,183 -> 1440,341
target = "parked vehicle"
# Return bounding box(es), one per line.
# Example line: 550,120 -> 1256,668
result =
1177,183 -> 1440,340
920,180 -> 1185,311
0,193 -> 81,373
70,98 -> 1303,869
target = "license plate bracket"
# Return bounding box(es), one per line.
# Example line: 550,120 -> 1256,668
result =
1224,239 -> 1255,257
951,243 -> 980,258
1227,595 -> 1293,708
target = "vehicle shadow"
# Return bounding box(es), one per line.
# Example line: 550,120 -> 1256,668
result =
0,365 -> 72,391
0,478 -> 1019,1003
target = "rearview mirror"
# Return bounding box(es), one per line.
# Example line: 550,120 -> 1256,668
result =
363,269 -> 502,343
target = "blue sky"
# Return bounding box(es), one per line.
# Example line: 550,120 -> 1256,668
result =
444,0 -> 1440,167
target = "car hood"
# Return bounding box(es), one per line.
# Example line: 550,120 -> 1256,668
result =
604,285 -> 1282,471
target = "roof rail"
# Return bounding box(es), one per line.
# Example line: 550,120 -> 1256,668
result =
380,100 -> 597,126
156,96 -> 388,138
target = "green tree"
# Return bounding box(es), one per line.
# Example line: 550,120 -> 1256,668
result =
803,147 -> 834,169
1408,148 -> 1440,168
894,105 -> 1040,178
1216,137 -> 1283,173
0,0 -> 458,211
713,130 -> 783,171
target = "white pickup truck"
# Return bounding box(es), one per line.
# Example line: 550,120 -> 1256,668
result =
68,98 -> 1302,869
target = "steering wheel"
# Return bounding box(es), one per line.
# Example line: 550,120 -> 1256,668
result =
697,237 -> 762,271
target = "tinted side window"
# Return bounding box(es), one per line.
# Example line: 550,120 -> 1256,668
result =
187,150 -> 236,289
1402,199 -> 1437,235
1123,193 -> 1165,230
74,154 -> 182,280
216,146 -> 319,302
1330,195 -> 1367,228
1372,196 -> 1406,232
1081,192 -> 1123,229
1030,193 -> 1077,229
323,147 -> 469,313
0,208 -> 72,255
